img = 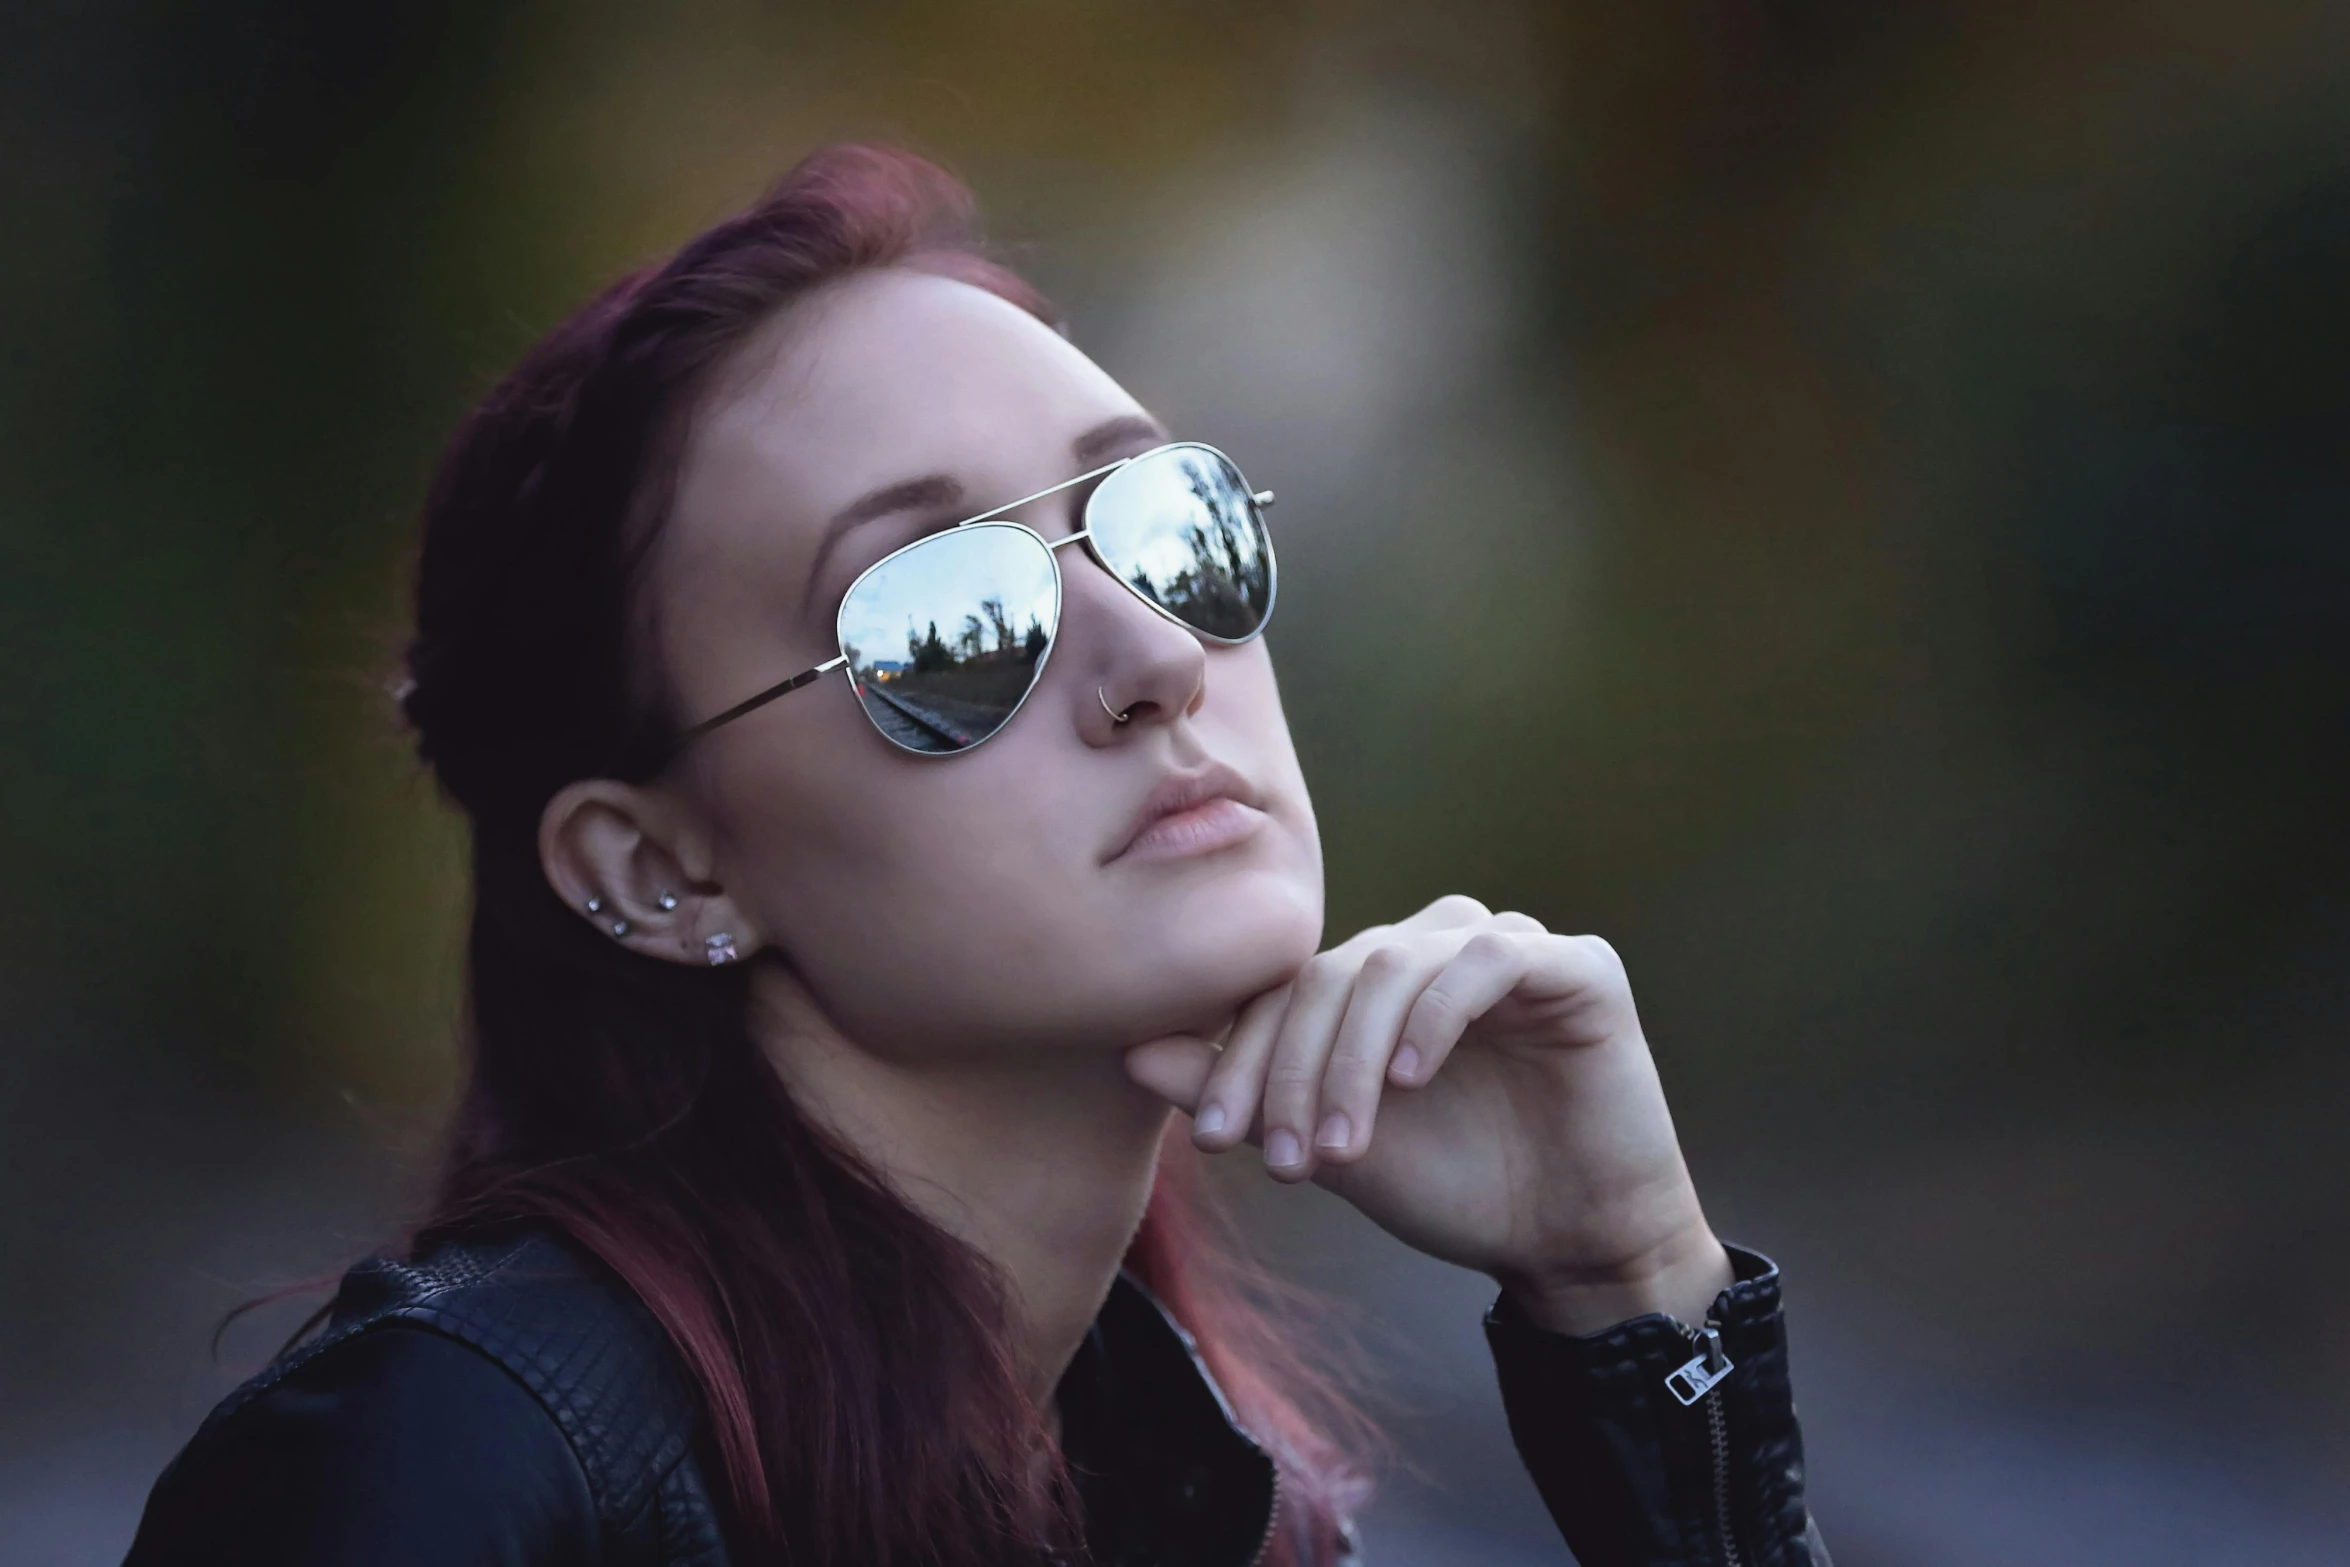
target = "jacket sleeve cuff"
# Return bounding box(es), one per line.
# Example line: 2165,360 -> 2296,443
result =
1481,1243 -> 1823,1567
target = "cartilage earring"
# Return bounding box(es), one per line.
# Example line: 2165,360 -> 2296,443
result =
609,919 -> 631,938
657,890 -> 679,912
705,932 -> 739,966
585,896 -> 605,915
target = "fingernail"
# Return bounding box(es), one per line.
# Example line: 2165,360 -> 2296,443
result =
1315,1113 -> 1351,1151
1392,1045 -> 1422,1081
1266,1129 -> 1303,1169
1196,1104 -> 1227,1137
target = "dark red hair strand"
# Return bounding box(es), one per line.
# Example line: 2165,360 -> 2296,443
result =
381,144 -> 1368,1565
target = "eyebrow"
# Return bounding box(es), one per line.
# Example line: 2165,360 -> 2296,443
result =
1071,412 -> 1168,468
798,413 -> 1171,615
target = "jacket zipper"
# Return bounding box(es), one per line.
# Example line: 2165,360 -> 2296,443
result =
1666,1320 -> 1743,1567
1702,1372 -> 1741,1567
1246,1462 -> 1283,1567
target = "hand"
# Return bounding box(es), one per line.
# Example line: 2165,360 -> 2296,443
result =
1124,896 -> 1733,1334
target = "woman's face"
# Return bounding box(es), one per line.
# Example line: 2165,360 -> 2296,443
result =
647,268 -> 1324,1058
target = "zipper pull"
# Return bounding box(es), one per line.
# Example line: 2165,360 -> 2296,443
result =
1664,1323 -> 1734,1406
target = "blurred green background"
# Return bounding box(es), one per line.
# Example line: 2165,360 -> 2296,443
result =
7,2 -> 2349,1561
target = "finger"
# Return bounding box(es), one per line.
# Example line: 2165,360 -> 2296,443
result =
1259,953 -> 1363,1181
1328,920 -> 1396,957
1392,893 -> 1490,934
1375,917 -> 1544,1087
1123,1034 -> 1220,1115
1189,984 -> 1291,1151
1392,929 -> 1539,1086
1314,938 -> 1447,1165
1321,896 -> 1499,966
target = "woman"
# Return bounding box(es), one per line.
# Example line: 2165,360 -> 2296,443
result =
125,145 -> 1825,1567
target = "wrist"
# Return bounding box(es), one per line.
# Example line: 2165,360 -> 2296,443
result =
1496,1227 -> 1736,1337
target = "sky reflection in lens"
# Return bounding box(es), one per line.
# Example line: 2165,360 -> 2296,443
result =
838,522 -> 1059,753
1089,446 -> 1273,641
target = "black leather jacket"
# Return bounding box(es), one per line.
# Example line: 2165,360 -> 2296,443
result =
124,1224 -> 1828,1565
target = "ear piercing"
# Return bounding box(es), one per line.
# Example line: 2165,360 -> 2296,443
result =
1098,687 -> 1133,724
586,892 -> 679,938
705,932 -> 739,966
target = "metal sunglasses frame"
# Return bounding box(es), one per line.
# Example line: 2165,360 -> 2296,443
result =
673,440 -> 1277,755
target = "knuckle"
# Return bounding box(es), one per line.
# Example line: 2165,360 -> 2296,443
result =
1358,943 -> 1411,981
1430,893 -> 1491,920
1462,928 -> 1518,964
1410,985 -> 1464,1027
1579,932 -> 1626,973
1492,910 -> 1547,934
1293,955 -> 1348,998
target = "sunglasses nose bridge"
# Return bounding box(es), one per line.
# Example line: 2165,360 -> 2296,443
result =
1049,525 -> 1171,630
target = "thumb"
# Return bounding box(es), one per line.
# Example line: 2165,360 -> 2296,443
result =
1123,1035 -> 1220,1117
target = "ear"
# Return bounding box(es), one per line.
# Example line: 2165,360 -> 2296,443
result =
538,778 -> 765,968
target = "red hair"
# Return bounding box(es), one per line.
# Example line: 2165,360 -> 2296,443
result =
378,144 -> 1371,1564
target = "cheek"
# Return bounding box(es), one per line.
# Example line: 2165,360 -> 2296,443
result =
712,651 -> 1325,1052
711,731 -> 1113,1049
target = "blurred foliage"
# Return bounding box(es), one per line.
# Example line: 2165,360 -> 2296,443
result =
6,0 -> 2350,1444
5,0 -> 2338,1096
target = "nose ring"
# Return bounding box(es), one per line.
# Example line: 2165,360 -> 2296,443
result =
1098,687 -> 1133,724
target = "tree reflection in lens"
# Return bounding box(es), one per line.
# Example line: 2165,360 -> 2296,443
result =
1091,447 -> 1272,641
838,524 -> 1060,754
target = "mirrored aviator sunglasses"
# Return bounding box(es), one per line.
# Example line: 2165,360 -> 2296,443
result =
675,442 -> 1277,757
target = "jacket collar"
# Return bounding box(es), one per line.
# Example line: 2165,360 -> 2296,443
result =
1057,1272 -> 1281,1567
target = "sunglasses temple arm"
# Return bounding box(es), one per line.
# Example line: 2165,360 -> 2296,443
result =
675,655 -> 849,745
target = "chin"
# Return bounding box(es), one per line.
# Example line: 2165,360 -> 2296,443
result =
1140,866 -> 1323,1033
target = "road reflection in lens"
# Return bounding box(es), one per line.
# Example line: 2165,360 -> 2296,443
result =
1089,446 -> 1273,641
839,523 -> 1060,754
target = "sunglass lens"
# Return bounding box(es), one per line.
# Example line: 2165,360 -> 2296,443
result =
837,523 -> 1060,754
1088,446 -> 1274,642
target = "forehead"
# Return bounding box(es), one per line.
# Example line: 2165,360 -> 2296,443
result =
649,267 -> 1145,704
685,268 -> 1137,530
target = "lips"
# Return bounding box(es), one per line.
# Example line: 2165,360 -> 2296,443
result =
1106,762 -> 1265,864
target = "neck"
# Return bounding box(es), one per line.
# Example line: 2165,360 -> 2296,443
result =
746,966 -> 1172,1407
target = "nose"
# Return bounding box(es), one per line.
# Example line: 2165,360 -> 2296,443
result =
1055,536 -> 1207,745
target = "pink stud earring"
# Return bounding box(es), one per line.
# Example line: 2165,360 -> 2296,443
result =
704,932 -> 739,966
